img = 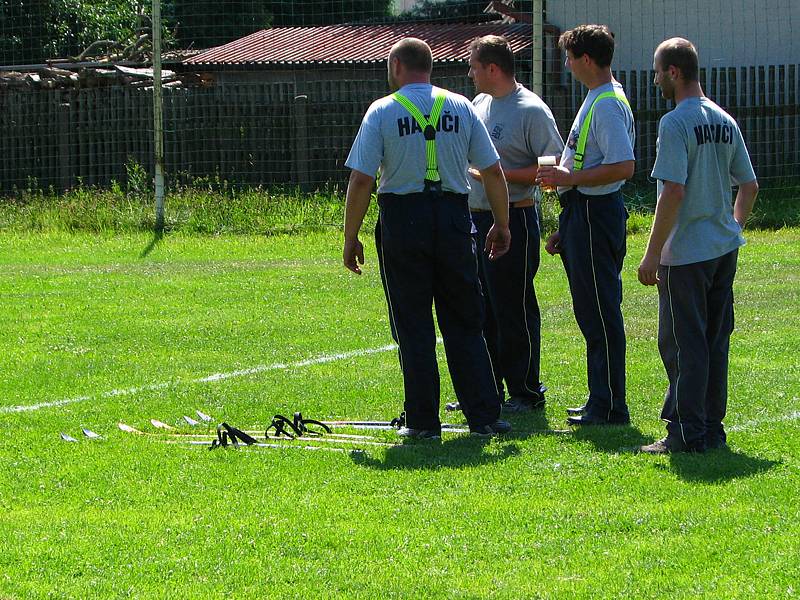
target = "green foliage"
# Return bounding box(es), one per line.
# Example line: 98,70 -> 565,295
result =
167,0 -> 394,49
0,0 -> 144,64
1,0 -> 395,64
167,0 -> 271,49
392,0 -> 532,23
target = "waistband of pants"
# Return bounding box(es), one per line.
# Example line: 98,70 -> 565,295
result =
470,198 -> 534,213
558,188 -> 622,209
378,190 -> 468,203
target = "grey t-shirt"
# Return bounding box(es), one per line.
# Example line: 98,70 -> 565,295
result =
345,83 -> 499,195
651,96 -> 756,266
559,81 -> 635,195
468,83 -> 564,210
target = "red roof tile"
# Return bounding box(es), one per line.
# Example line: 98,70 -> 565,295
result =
184,22 -> 533,66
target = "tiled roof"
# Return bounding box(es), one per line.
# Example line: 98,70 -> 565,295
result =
184,22 -> 533,66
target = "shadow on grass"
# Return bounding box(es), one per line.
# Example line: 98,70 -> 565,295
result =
569,423 -> 655,453
352,436 -> 521,471
140,230 -> 163,258
657,448 -> 780,483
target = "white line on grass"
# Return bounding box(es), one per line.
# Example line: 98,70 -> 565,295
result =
0,343 -> 399,414
728,410 -> 800,432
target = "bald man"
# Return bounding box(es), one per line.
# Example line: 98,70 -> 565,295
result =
638,37 -> 759,454
343,38 -> 513,439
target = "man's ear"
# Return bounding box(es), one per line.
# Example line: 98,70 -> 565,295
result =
668,65 -> 679,80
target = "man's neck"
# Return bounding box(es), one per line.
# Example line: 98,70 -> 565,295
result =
399,74 -> 430,87
673,81 -> 704,104
584,67 -> 613,90
491,78 -> 518,99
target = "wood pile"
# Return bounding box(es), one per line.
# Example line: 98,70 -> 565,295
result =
0,63 -> 211,91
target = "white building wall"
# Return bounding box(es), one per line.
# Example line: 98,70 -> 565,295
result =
545,0 -> 800,70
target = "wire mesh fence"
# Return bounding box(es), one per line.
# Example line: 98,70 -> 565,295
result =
1,1 -> 798,206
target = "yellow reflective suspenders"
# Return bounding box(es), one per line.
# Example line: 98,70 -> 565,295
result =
574,91 -> 631,171
392,91 -> 447,183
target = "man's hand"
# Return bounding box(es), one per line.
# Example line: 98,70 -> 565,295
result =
468,167 -> 482,181
485,224 -> 511,260
544,231 -> 561,255
536,165 -> 573,189
637,252 -> 660,286
343,237 -> 365,274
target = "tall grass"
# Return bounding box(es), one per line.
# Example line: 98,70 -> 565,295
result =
0,179 -> 795,235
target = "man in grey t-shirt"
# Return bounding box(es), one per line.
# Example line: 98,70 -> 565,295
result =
638,38 -> 759,454
344,38 -> 513,439
451,35 -> 563,414
536,24 -> 635,426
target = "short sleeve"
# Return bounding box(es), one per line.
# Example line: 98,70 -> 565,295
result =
345,104 -> 383,177
527,104 -> 564,158
592,100 -> 635,164
467,107 -> 500,170
729,127 -> 757,185
651,116 -> 688,185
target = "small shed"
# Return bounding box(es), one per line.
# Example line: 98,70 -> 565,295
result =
181,21 -> 542,97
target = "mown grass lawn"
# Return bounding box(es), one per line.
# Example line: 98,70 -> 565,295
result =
0,228 -> 798,599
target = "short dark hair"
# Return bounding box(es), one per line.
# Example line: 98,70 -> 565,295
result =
558,24 -> 615,68
656,37 -> 699,82
469,35 -> 515,76
389,37 -> 433,74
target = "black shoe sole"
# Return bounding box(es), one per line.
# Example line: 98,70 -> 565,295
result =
567,416 -> 630,426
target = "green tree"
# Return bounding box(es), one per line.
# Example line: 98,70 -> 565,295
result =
393,0 -> 532,23
1,0 -> 143,65
168,0 -> 393,49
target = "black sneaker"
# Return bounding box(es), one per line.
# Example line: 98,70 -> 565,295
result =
566,404 -> 586,416
396,427 -> 441,441
504,394 -> 546,413
469,419 -> 512,437
444,401 -> 461,412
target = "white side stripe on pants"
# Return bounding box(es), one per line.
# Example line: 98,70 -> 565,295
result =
665,265 -> 687,444
521,213 -> 537,395
585,198 -> 614,419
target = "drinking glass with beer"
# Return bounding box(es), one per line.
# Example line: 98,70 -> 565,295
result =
537,156 -> 559,204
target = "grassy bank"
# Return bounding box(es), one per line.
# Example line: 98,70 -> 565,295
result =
1,181 -> 796,236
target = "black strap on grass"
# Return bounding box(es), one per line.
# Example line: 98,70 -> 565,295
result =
389,411 -> 406,429
209,422 -> 259,450
266,412 -> 332,438
292,412 -> 331,437
266,414 -> 303,438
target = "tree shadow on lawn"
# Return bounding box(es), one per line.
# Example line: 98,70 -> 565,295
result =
352,436 -> 522,471
139,229 -> 163,258
657,448 -> 780,483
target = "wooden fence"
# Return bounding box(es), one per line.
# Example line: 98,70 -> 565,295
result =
1,64 -> 797,195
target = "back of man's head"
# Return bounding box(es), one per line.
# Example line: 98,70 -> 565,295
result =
469,35 -> 515,77
389,38 -> 433,74
656,37 -> 699,82
559,24 -> 615,68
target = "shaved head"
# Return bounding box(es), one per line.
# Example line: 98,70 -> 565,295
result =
388,37 -> 433,74
655,37 -> 699,81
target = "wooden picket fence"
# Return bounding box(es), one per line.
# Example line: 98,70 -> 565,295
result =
0,63 -> 797,195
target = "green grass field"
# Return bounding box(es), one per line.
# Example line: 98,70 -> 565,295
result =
1,226 -> 798,599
